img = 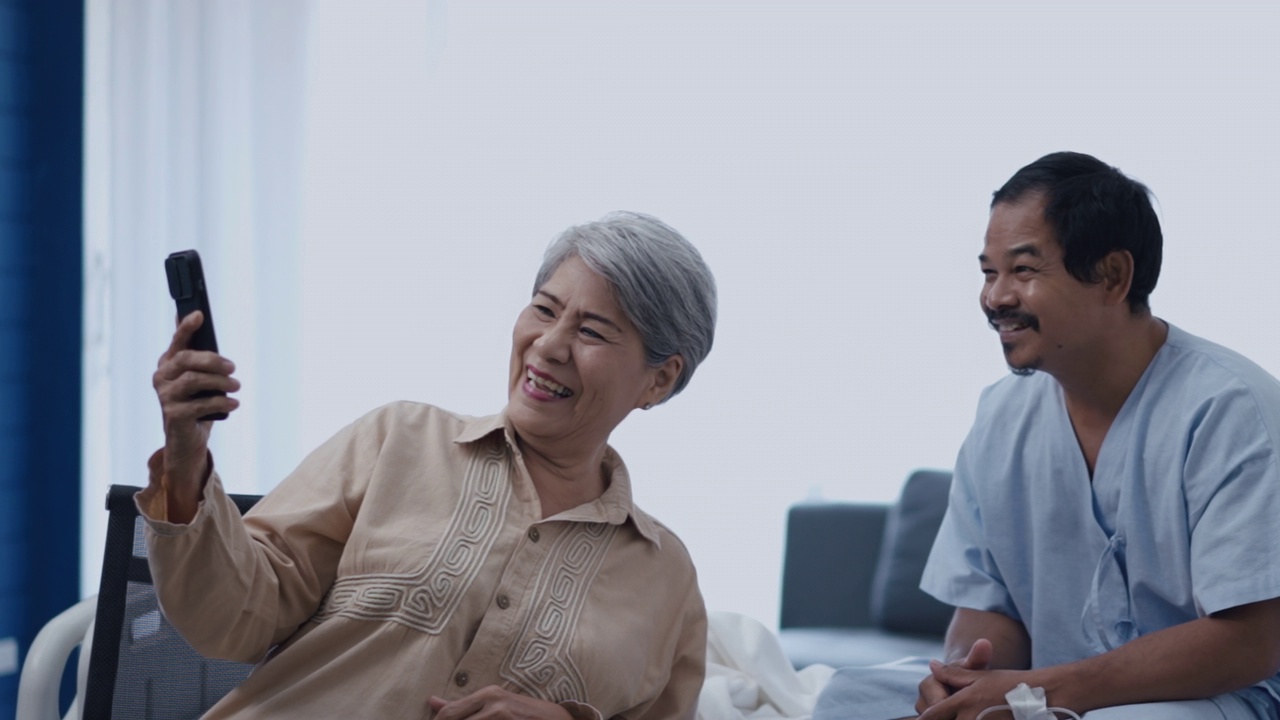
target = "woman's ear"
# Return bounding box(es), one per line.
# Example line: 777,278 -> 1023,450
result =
640,354 -> 684,408
1098,250 -> 1134,306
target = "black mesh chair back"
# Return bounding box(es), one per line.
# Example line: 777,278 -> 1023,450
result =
83,484 -> 262,719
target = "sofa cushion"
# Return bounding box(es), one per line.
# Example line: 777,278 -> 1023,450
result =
780,502 -> 888,630
869,469 -> 954,636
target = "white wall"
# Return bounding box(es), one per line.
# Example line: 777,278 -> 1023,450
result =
86,1 -> 1280,629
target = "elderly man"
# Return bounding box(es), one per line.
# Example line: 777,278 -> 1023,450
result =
817,152 -> 1280,720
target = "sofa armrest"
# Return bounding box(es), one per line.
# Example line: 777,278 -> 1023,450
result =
779,502 -> 888,630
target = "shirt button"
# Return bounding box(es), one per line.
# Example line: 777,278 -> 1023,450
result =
527,527 -> 540,542
455,670 -> 469,687
496,594 -> 511,610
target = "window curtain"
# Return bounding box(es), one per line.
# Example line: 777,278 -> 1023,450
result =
82,0 -> 312,595
1,0 -> 83,705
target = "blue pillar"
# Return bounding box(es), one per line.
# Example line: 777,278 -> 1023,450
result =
0,0 -> 84,714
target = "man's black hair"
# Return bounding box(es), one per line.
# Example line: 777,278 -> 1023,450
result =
992,151 -> 1162,312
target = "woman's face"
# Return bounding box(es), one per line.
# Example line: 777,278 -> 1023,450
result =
507,255 -> 678,451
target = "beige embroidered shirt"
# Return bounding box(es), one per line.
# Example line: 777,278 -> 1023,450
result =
137,401 -> 707,720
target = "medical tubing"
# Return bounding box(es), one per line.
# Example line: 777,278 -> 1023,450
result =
975,704 -> 1083,720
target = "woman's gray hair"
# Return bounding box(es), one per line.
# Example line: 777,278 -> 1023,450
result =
534,211 -> 717,403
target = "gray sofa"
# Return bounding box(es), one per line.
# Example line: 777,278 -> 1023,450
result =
777,469 -> 954,669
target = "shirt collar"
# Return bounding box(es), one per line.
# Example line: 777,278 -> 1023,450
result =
452,412 -> 508,445
452,411 -> 663,548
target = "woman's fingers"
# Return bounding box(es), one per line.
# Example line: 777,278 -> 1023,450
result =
431,692 -> 482,720
174,396 -> 240,424
157,369 -> 240,430
154,348 -> 235,385
163,310 -> 205,361
430,687 -> 570,720
153,322 -> 240,453
158,368 -> 240,401
151,311 -> 238,522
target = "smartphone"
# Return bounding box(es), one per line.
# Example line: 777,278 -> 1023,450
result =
165,249 -> 228,421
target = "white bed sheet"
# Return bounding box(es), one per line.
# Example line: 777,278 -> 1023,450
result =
697,611 -> 837,720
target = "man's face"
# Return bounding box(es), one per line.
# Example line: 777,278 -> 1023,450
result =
979,195 -> 1107,376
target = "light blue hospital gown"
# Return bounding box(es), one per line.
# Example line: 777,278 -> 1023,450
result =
815,324 -> 1280,720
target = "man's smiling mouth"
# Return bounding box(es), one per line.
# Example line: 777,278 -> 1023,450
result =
987,311 -> 1039,335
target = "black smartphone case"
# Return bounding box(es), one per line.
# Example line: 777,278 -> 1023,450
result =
165,250 -> 228,421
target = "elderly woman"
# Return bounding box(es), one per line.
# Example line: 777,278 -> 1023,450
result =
139,212 -> 717,720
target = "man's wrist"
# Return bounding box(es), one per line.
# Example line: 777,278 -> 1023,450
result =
1035,664 -> 1091,716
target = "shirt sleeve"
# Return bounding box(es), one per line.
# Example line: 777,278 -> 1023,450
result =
919,431 -> 1021,621
1186,386 -> 1280,616
137,407 -> 388,663
626,581 -> 708,720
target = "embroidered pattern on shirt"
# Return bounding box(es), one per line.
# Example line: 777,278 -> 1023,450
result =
500,522 -> 618,703
313,443 -> 511,634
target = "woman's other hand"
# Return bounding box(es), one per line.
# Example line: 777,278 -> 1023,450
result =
429,686 -> 575,720
151,310 -> 240,522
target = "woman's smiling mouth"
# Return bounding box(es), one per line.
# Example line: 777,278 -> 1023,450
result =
525,367 -> 574,399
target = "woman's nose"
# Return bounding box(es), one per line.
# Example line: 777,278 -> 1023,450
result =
532,319 -> 573,362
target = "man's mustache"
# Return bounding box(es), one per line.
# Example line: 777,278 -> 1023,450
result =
986,309 -> 1040,333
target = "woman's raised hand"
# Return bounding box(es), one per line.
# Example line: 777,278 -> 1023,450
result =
151,311 -> 240,522
429,687 -> 574,720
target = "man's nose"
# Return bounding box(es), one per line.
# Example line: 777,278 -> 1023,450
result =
983,275 -> 1018,312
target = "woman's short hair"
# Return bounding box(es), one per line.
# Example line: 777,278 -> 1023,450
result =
534,211 -> 717,402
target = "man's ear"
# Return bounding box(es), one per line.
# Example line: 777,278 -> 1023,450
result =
1097,250 -> 1134,306
640,354 -> 685,408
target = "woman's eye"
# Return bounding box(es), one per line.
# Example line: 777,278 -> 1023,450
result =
580,327 -> 604,340
534,304 -> 554,317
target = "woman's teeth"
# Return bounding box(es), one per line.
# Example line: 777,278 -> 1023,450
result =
527,370 -> 573,398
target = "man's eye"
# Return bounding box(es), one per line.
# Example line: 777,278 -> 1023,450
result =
1015,265 -> 1036,274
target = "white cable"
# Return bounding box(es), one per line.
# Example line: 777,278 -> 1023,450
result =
975,703 -> 1083,720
